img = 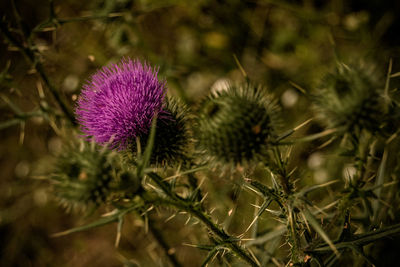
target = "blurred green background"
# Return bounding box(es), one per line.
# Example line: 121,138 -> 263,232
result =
1,0 -> 400,266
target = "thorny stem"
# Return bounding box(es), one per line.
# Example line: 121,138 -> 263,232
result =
277,174 -> 291,196
327,133 -> 374,233
36,63 -> 76,125
355,133 -> 372,186
307,223 -> 400,253
272,147 -> 291,195
287,203 -> 302,264
187,205 -> 259,267
271,147 -> 304,264
146,172 -> 259,267
0,18 -> 76,125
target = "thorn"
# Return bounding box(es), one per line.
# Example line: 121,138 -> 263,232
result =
115,230 -> 121,247
316,136 -> 336,149
182,243 -> 202,248
36,80 -> 45,98
386,130 -> 399,145
233,54 -> 247,78
185,215 -> 191,225
164,213 -> 176,223
141,206 -> 154,216
289,81 -> 307,94
248,248 -> 261,266
200,192 -> 209,204
250,203 -> 261,209
102,209 -> 118,217
19,122 -> 25,145
228,208 -> 233,216
245,210 -> 262,233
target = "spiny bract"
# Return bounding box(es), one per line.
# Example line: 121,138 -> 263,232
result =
197,83 -> 280,166
130,96 -> 192,166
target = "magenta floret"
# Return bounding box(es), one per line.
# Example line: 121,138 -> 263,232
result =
76,58 -> 166,149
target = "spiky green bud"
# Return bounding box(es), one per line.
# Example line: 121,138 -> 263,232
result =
313,62 -> 385,134
130,96 -> 192,166
51,141 -> 116,212
196,84 -> 280,166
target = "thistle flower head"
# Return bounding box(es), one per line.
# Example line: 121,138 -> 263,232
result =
313,62 -> 384,134
76,58 -> 166,149
197,83 -> 280,166
51,141 -> 116,212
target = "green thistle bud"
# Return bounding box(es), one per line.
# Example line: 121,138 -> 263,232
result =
51,141 -> 115,212
196,83 -> 280,166
130,96 -> 192,166
313,62 -> 385,134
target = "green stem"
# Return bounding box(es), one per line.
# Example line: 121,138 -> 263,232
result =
187,205 -> 259,266
287,202 -> 302,264
355,133 -> 372,186
272,147 -> 291,195
35,62 -> 76,125
271,147 -> 305,264
307,223 -> 400,253
146,172 -> 259,267
0,19 -> 76,125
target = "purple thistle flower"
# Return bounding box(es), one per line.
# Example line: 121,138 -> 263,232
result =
76,58 -> 166,149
